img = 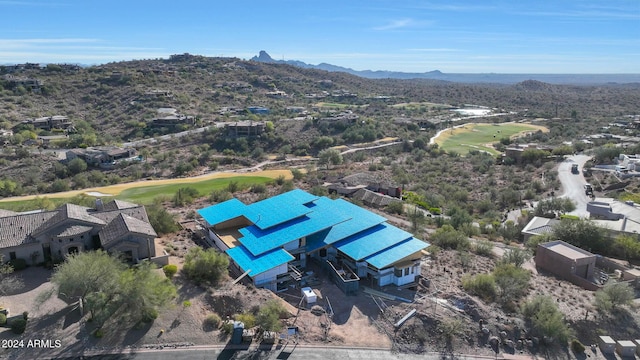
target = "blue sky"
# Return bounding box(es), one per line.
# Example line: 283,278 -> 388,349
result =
0,0 -> 638,73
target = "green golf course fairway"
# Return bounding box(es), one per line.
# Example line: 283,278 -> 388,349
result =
434,123 -> 548,155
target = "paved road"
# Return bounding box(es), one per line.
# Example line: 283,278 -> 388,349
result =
43,345 -> 499,360
557,154 -> 592,217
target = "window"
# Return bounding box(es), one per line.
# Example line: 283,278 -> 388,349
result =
9,252 -> 16,260
404,267 -> 409,276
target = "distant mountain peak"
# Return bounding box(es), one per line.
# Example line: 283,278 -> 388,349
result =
252,50 -> 275,63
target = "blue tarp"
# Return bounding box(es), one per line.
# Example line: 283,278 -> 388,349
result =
364,237 -> 429,269
335,223 -> 414,261
238,197 -> 351,256
226,245 -> 294,277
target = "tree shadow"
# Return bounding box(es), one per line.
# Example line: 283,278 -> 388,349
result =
2,266 -> 52,296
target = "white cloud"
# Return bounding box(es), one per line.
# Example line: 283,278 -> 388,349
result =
373,19 -> 414,31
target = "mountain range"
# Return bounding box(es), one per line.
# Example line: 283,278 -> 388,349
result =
251,51 -> 640,85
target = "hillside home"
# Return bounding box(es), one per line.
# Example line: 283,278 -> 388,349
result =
535,240 -> 598,290
65,147 -> 137,168
20,115 -> 73,131
198,189 -> 429,293
225,121 -> 266,137
0,200 -> 157,264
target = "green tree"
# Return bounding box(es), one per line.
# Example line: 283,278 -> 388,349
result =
318,148 -> 343,169
594,282 -> 634,313
67,158 -> 88,175
51,250 -> 126,317
256,299 -> 285,332
146,203 -> 180,235
385,201 -> 404,215
612,234 -> 640,263
116,261 -> 177,325
498,247 -> 531,267
0,255 -> 24,296
493,263 -> 531,305
429,224 -> 470,250
182,247 -> 229,286
534,198 -> 576,217
52,252 -> 176,328
552,218 -> 609,254
521,295 -> 571,344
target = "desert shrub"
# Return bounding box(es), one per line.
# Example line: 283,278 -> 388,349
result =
497,247 -> 531,268
8,258 -> 27,271
493,264 -> 531,304
220,321 -> 233,334
430,225 -> 470,250
182,247 -> 229,286
94,328 -> 104,338
250,183 -> 267,193
141,307 -> 158,323
11,318 -> 26,334
571,339 -> 585,354
203,313 -> 221,330
22,311 -> 28,320
162,264 -> 178,278
0,313 -> 6,325
473,240 -> 494,257
521,295 -> 571,344
210,189 -> 232,203
594,281 -> 634,313
385,201 -> 404,215
256,300 -> 286,332
235,312 -> 255,328
462,274 -> 496,301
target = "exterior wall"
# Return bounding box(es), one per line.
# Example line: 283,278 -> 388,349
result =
535,243 -> 598,290
0,243 -> 42,264
378,268 -> 394,286
104,235 -> 156,260
394,262 -> 421,286
208,229 -> 229,251
252,263 -> 288,292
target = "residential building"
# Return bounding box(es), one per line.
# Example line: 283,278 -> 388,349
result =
225,121 -> 266,137
197,189 -> 429,293
247,106 -> 270,115
534,240 -> 598,290
0,200 -> 157,264
20,115 -> 73,131
149,114 -> 196,128
65,147 -> 138,168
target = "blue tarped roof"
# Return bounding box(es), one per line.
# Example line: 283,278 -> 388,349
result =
305,198 -> 386,253
238,197 -> 352,256
364,237 -> 429,269
197,198 -> 250,227
335,223 -> 414,261
197,189 -> 318,230
226,246 -> 294,277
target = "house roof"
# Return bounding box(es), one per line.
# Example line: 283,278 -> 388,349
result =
306,198 -> 386,252
101,199 -> 140,211
1,201 -> 154,251
0,211 -> 56,249
364,237 -> 428,269
226,246 -> 294,277
99,213 -> 157,247
335,223 -> 413,261
198,189 -> 429,277
0,209 -> 18,218
521,216 -> 559,237
32,203 -> 106,236
238,197 -> 352,256
198,189 -> 318,230
540,240 -> 594,260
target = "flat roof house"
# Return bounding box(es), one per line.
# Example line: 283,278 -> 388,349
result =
198,189 -> 429,293
535,240 -> 598,290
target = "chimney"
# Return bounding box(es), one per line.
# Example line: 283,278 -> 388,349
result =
95,198 -> 104,211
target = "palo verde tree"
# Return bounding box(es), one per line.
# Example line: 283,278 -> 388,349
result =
182,247 -> 229,286
594,281 -> 635,314
51,251 -> 176,328
0,255 -> 24,296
